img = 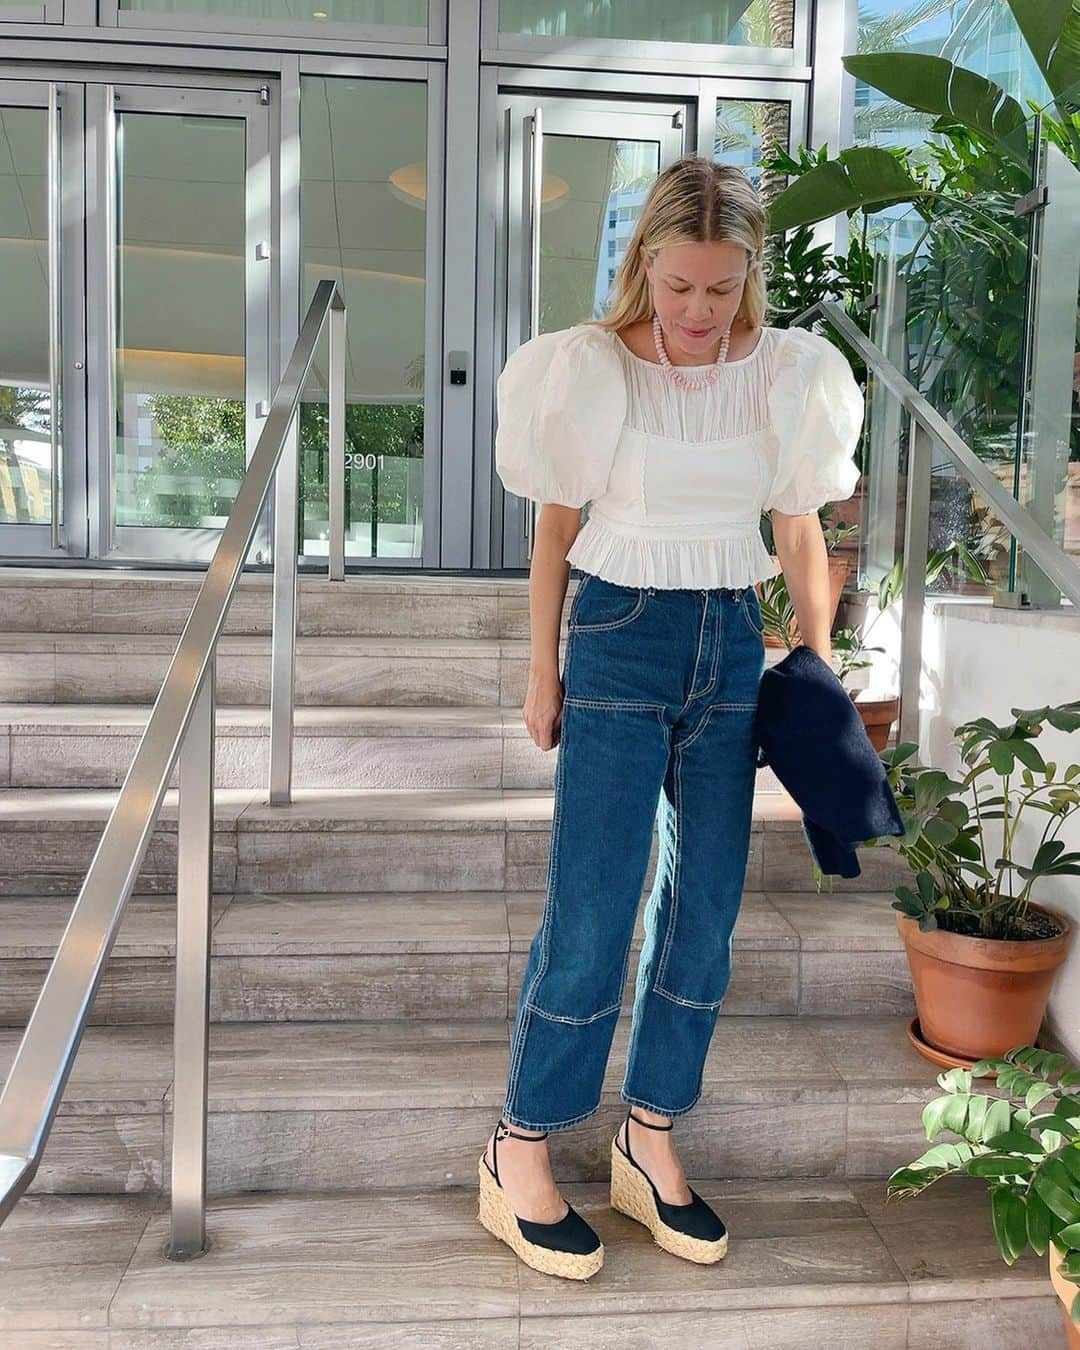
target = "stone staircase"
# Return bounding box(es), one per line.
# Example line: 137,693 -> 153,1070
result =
0,568 -> 1061,1347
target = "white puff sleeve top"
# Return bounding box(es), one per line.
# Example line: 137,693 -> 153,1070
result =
494,321 -> 864,590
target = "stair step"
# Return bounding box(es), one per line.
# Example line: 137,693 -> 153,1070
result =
0,568 -> 539,639
0,702 -> 794,793
0,787 -> 913,897
0,890 -> 914,1025
2,1015 -> 970,1195
0,1180 -> 1057,1344
0,632 -> 524,706
0,703 -> 542,790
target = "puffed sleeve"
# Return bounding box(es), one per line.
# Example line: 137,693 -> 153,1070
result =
763,327 -> 864,516
494,324 -> 627,508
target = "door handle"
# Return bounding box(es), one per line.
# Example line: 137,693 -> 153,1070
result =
523,106 -> 544,560
47,83 -> 61,549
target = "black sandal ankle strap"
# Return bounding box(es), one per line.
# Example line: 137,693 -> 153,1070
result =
624,1107 -> 672,1169
491,1117 -> 549,1188
627,1107 -> 673,1131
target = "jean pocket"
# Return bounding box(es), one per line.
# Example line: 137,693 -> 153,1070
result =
569,574 -> 649,632
740,587 -> 765,638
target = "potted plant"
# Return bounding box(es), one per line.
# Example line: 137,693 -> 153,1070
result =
870,701 -> 1079,1064
887,1045 -> 1080,1345
829,542 -> 992,750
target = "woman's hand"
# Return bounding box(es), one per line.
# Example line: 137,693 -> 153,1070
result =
523,665 -> 565,750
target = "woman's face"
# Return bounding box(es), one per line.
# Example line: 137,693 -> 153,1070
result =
640,240 -> 750,360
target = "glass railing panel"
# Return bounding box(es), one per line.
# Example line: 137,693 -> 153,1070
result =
1012,82 -> 1080,602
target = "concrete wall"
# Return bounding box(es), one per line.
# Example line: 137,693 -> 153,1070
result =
918,601 -> 1080,1060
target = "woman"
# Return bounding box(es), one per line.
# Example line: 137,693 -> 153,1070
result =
478,156 -> 864,1281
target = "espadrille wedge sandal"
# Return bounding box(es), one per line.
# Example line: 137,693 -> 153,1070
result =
610,1107 -> 728,1264
477,1118 -> 604,1280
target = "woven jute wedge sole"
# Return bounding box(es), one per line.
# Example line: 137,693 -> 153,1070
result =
609,1136 -> 729,1264
476,1155 -> 604,1281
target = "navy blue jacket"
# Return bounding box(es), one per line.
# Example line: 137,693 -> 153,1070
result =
753,645 -> 905,878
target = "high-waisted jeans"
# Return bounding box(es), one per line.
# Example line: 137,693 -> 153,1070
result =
502,572 -> 767,1132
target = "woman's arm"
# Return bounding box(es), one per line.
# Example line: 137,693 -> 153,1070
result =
771,508 -> 833,665
523,504 -> 584,750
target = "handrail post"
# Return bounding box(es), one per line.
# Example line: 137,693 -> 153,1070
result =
168,657 -> 215,1260
898,421 -> 932,749
328,293 -> 347,581
268,409 -> 299,807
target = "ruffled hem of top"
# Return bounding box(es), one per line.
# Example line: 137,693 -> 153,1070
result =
565,516 -> 780,590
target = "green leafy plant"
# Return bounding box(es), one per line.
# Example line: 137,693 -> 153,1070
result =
763,1 -> 1080,469
888,1045 -> 1080,1324
873,702 -> 1080,939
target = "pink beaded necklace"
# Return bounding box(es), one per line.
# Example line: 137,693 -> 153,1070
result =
651,311 -> 731,389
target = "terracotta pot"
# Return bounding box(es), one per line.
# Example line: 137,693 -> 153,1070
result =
1050,1241 -> 1080,1349
850,693 -> 899,751
761,554 -> 851,649
896,903 -> 1072,1062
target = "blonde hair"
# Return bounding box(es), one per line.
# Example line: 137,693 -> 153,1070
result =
587,156 -> 768,336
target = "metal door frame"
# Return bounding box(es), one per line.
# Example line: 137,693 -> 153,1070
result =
494,92 -> 687,570
0,77 -> 87,560
83,77 -> 273,563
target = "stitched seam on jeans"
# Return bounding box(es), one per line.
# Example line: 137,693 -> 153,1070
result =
675,701 -> 717,752
654,733 -> 687,988
676,594 -> 710,719
524,998 -> 621,1025
568,588 -> 646,632
709,702 -> 757,712
562,697 -> 666,711
740,592 -> 765,638
621,1086 -> 703,1119
501,1101 -> 604,1132
622,718 -> 672,1103
653,981 -> 724,1010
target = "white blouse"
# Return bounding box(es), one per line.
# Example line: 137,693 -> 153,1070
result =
494,321 -> 864,590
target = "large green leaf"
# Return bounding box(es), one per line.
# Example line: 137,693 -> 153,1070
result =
766,146 -> 928,233
843,53 -> 1027,148
1005,0 -> 1080,101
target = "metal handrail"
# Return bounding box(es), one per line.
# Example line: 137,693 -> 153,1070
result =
0,279 -> 347,1257
793,299 -> 1080,745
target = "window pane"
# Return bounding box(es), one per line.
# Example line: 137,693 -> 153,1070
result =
0,105 -> 57,527
117,0 -> 426,28
714,96 -> 790,209
500,0 -> 794,48
113,111 -> 247,529
299,77 -> 427,562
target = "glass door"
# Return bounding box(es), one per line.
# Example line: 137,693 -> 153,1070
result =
0,79 -> 87,559
85,81 -> 272,563
496,94 -> 686,565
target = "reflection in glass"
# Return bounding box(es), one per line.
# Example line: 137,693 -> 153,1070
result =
0,106 -> 56,526
118,0 -> 426,27
113,111 -> 247,529
537,136 -> 660,330
714,97 -> 790,210
299,77 -> 427,561
500,0 -> 794,47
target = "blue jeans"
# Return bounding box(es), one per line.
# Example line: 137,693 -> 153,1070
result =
502,573 -> 767,1131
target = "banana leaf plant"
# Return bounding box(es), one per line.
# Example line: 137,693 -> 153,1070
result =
888,1045 -> 1080,1326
